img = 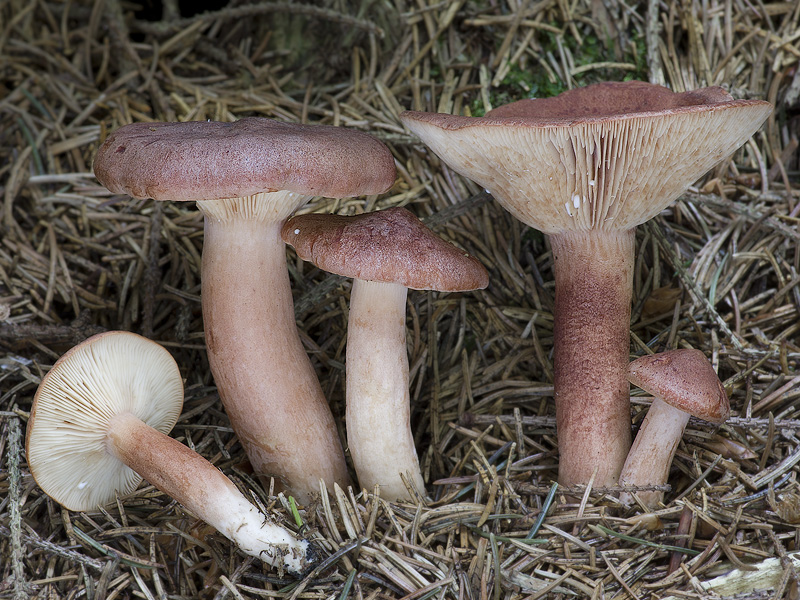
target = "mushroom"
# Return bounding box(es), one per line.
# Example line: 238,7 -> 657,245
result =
400,82 -> 770,487
619,349 -> 730,508
281,207 -> 488,500
26,331 -> 317,575
93,118 -> 397,502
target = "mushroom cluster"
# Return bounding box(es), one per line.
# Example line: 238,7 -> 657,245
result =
37,83 -> 768,557
400,81 -> 771,488
94,118 -> 397,502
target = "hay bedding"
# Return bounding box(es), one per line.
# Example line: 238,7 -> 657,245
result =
0,0 -> 799,598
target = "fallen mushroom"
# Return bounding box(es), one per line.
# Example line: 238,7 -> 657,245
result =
94,118 -> 397,502
400,82 -> 770,487
26,331 -> 317,575
281,207 -> 488,500
619,349 -> 730,508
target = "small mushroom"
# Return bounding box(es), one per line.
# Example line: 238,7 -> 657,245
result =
619,349 -> 730,508
400,82 -> 770,487
94,118 -> 397,502
26,331 -> 317,575
281,207 -> 488,500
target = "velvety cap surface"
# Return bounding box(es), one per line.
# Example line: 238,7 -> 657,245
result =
281,207 -> 489,291
94,118 -> 397,201
401,82 -> 772,234
26,331 -> 184,511
628,349 -> 730,422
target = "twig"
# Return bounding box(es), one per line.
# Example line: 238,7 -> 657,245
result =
646,0 -> 665,85
0,524 -> 106,572
0,313 -> 105,348
132,3 -> 383,38
6,414 -> 29,599
692,192 -> 800,242
103,0 -> 142,86
460,413 -> 800,430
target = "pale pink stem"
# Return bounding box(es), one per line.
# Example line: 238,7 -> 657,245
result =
106,412 -> 313,574
618,398 -> 690,508
199,196 -> 350,503
346,280 -> 426,500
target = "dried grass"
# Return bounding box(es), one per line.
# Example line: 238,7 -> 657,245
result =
1,0 -> 800,598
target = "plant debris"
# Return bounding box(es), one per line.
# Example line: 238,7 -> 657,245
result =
1,0 -> 799,598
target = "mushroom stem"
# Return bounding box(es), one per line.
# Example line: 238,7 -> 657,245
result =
199,194 -> 350,503
106,411 -> 314,574
346,279 -> 426,500
551,229 -> 634,487
618,398 -> 689,507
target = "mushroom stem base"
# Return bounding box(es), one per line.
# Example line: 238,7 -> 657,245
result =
618,398 -> 689,508
106,412 -> 314,574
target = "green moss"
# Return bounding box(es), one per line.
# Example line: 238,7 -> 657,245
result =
522,228 -> 545,245
469,26 -> 649,114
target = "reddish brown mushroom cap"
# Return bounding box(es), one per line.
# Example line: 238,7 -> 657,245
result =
486,81 -> 738,121
281,207 -> 489,291
94,118 -> 397,201
628,349 -> 730,423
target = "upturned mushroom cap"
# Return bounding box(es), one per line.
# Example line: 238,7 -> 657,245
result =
400,82 -> 772,234
93,118 -> 397,201
627,349 -> 729,423
26,331 -> 184,511
281,207 -> 489,291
